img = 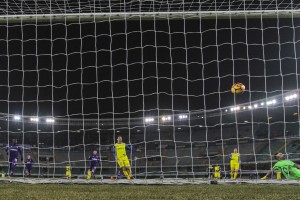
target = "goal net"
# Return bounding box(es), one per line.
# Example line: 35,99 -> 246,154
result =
0,0 -> 300,184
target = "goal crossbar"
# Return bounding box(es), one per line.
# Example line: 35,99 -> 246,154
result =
1,10 -> 300,23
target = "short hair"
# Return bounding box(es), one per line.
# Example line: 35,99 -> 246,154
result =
274,152 -> 279,160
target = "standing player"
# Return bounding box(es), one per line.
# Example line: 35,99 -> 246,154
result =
113,136 -> 137,180
229,148 -> 240,180
261,152 -> 300,180
24,155 -> 34,177
5,139 -> 22,176
87,150 -> 100,179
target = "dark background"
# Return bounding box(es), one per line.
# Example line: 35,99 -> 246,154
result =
0,18 -> 299,119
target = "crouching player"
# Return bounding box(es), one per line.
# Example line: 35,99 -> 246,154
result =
113,136 -> 138,180
261,152 -> 300,180
5,139 -> 22,176
87,150 -> 100,179
24,155 -> 34,177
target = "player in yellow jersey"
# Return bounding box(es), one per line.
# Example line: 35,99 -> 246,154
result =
113,136 -> 138,180
229,148 -> 240,180
66,163 -> 72,179
214,165 -> 221,179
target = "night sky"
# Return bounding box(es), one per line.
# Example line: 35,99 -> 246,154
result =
0,17 -> 299,121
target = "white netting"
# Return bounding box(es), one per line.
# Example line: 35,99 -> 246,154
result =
0,0 -> 299,184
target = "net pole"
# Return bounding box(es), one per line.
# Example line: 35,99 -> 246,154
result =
79,9 -> 88,178
244,1 -> 259,179
153,10 -> 163,178
183,6 -> 195,180
214,0 -> 226,179
124,1 -> 133,178
49,1 -> 56,178
108,0 -> 117,178
260,0 -> 273,173
167,8 -> 178,180
200,12 -> 211,178
20,0 -> 25,178
138,8 -> 148,180
229,2 -> 241,178
94,0 -> 103,179
276,0 -> 288,160
64,0 -> 72,180
291,1 -> 300,141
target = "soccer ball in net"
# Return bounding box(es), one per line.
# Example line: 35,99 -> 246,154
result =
231,83 -> 245,94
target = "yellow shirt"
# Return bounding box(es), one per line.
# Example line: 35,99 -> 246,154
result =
114,143 -> 127,158
231,153 -> 240,162
214,166 -> 220,172
66,165 -> 71,172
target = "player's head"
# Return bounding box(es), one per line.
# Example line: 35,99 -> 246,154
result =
27,155 -> 31,159
12,139 -> 17,145
92,150 -> 97,155
274,152 -> 285,160
117,136 -> 122,143
233,148 -> 238,153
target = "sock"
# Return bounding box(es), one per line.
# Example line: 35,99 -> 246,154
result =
127,169 -> 132,177
234,172 -> 238,179
123,170 -> 128,177
230,172 -> 233,178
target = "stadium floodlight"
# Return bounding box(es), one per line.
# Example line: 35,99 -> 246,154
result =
179,115 -> 188,119
285,94 -> 298,101
260,102 -> 264,106
225,109 -> 228,112
161,116 -> 171,121
14,115 -> 21,121
244,121 -> 248,123
46,118 -> 55,123
231,106 -> 240,111
267,100 -> 276,105
248,106 -> 252,110
145,117 -> 154,123
30,117 -> 39,122
243,106 -> 246,110
253,104 -> 258,108
178,127 -> 181,130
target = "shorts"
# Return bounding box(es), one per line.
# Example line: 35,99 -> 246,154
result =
66,171 -> 72,177
90,165 -> 97,171
117,156 -> 130,168
230,161 -> 240,171
214,172 -> 221,179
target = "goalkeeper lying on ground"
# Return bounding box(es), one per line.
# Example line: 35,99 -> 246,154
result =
261,152 -> 300,179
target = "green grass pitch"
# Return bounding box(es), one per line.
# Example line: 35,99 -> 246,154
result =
1,183 -> 299,200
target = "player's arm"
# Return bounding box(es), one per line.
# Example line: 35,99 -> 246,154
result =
112,146 -> 116,160
228,154 -> 232,161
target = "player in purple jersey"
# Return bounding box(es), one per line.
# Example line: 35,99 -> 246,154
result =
5,139 -> 22,176
24,155 -> 34,177
88,150 -> 100,179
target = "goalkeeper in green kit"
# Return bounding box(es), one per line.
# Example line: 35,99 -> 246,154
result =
261,152 -> 300,180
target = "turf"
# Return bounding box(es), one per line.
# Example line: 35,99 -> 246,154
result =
1,183 -> 299,200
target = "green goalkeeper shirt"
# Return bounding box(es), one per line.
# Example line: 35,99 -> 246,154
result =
273,160 -> 300,179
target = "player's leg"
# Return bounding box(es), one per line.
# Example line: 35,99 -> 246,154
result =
230,161 -> 234,179
233,163 -> 240,180
91,166 -> 96,179
118,157 -> 128,177
10,158 -> 18,176
123,158 -> 133,179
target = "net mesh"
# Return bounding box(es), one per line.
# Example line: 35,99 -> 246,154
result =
0,0 -> 299,184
